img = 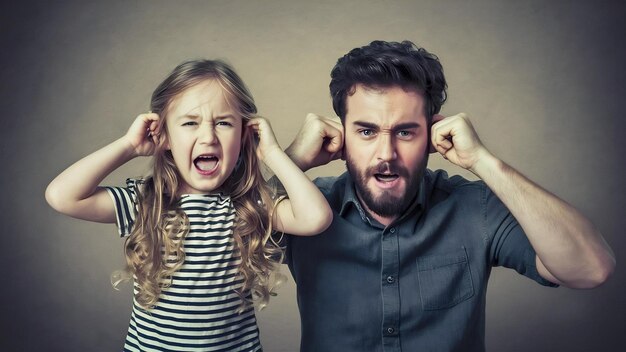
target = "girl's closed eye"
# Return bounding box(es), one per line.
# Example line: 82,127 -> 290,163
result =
216,120 -> 233,127
182,121 -> 198,127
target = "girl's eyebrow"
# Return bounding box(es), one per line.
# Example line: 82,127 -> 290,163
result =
174,113 -> 236,120
174,113 -> 200,120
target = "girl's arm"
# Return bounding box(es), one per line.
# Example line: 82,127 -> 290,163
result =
45,113 -> 160,222
248,117 -> 333,236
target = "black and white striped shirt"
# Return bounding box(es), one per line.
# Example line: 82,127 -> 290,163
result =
106,179 -> 262,352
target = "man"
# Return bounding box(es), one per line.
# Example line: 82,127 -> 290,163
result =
283,40 -> 615,352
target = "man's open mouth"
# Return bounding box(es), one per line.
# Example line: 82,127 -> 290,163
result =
374,173 -> 399,182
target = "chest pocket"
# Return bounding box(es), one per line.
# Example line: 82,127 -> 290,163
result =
416,247 -> 474,310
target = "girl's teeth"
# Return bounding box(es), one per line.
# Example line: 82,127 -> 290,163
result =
195,157 -> 217,171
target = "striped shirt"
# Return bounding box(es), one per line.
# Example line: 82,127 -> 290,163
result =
106,179 -> 262,352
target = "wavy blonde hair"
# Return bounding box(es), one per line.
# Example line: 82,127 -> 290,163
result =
114,59 -> 284,311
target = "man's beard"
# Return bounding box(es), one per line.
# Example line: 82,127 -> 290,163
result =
345,153 -> 427,218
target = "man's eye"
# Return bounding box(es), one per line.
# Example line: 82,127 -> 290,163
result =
397,130 -> 413,138
359,129 -> 375,137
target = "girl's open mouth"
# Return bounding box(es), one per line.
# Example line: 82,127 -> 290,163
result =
194,155 -> 219,175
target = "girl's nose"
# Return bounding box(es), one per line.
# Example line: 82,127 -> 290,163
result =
198,124 -> 217,145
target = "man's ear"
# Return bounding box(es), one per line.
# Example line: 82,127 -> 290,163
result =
429,114 -> 446,154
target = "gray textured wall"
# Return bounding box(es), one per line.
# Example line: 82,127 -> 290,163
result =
1,1 -> 624,351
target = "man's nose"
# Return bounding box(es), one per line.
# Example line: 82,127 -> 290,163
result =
377,133 -> 397,161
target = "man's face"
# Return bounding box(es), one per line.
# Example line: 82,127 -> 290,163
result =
343,84 -> 430,221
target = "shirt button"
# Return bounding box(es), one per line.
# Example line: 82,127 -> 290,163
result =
386,276 -> 395,284
389,227 -> 396,234
387,327 -> 395,334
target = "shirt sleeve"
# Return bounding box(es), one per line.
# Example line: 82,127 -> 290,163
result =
485,186 -> 559,287
104,178 -> 140,237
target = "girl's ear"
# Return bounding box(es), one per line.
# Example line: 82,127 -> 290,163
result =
241,120 -> 249,140
154,114 -> 170,150
241,118 -> 255,147
161,132 -> 170,150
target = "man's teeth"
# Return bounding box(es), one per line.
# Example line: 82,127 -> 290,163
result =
194,156 -> 218,171
375,173 -> 398,181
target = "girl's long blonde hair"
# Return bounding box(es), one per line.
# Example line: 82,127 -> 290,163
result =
116,59 -> 283,311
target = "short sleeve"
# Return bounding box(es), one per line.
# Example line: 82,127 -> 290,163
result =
104,178 -> 141,237
485,187 -> 559,287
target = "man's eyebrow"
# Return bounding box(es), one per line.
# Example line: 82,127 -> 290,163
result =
393,122 -> 421,130
352,121 -> 421,130
353,121 -> 380,130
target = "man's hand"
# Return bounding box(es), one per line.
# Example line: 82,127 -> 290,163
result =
430,113 -> 491,174
285,113 -> 344,171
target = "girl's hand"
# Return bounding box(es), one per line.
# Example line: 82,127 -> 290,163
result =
124,113 -> 161,157
247,116 -> 281,162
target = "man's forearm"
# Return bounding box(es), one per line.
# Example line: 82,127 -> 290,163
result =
472,152 -> 615,288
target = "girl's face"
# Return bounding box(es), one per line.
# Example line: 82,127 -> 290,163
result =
164,79 -> 244,194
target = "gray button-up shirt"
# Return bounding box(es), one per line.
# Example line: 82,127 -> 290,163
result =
286,169 -> 557,352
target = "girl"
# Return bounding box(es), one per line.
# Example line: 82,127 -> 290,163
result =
45,59 -> 332,351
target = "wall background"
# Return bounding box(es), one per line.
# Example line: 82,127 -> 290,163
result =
1,1 -> 624,351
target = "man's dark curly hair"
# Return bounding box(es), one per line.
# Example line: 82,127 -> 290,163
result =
329,40 -> 447,122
